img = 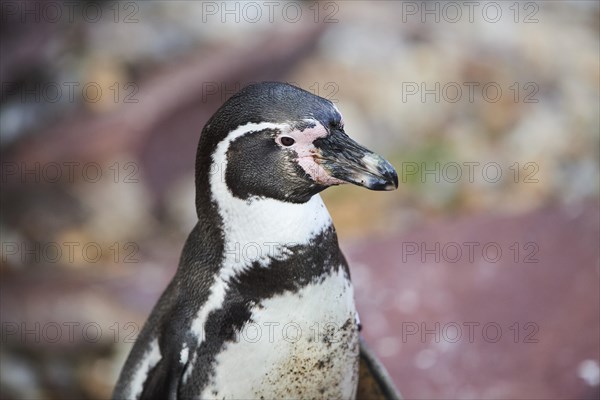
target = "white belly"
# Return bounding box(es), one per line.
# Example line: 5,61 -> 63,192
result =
200,268 -> 359,400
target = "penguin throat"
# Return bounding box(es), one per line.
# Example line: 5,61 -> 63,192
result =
214,193 -> 333,264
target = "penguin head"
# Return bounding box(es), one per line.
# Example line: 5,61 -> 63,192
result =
197,82 -> 398,204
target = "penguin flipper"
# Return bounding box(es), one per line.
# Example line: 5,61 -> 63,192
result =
113,332 -> 181,400
137,306 -> 191,400
356,337 -> 402,400
139,355 -> 181,400
113,279 -> 184,400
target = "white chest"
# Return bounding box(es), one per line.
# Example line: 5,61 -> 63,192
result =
200,268 -> 360,400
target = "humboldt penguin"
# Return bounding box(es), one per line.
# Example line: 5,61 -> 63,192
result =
114,82 -> 401,400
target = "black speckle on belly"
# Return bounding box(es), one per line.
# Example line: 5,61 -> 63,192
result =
257,316 -> 359,399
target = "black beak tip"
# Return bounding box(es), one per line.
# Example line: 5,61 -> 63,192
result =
390,169 -> 399,190
367,168 -> 398,191
383,168 -> 398,191
376,161 -> 398,191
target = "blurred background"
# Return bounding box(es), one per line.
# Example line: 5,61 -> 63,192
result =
1,1 -> 598,399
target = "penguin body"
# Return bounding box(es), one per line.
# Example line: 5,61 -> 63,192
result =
114,82 -> 398,400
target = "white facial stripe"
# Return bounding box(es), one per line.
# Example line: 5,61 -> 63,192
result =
185,121 -> 334,382
128,339 -> 161,399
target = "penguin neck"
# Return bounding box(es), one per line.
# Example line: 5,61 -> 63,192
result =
211,189 -> 334,253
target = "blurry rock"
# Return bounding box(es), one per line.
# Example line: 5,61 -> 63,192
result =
71,155 -> 157,244
164,173 -> 196,235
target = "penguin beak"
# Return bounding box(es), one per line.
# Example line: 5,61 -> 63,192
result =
314,130 -> 398,191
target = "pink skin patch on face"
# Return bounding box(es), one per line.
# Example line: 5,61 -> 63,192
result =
276,121 -> 346,186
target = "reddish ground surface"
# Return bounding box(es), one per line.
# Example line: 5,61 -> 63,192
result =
347,201 -> 600,399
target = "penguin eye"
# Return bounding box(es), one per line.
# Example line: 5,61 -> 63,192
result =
279,136 -> 295,147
